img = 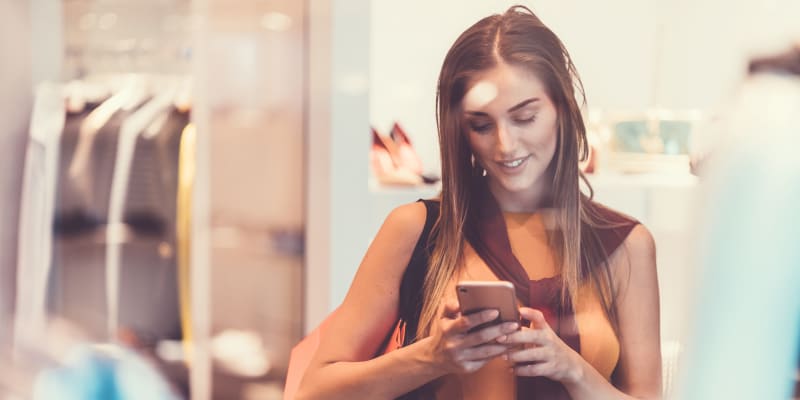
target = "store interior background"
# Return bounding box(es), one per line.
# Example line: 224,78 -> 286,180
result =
1,0 -> 798,399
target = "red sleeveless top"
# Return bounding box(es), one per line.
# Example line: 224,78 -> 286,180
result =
396,187 -> 637,400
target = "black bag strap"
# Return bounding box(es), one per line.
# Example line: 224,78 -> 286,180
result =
397,199 -> 440,346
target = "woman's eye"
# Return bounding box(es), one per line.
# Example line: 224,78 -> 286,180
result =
513,115 -> 536,125
470,123 -> 493,133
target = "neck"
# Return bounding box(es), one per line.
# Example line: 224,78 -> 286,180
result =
486,175 -> 551,213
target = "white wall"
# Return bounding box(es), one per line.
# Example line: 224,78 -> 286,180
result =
370,0 -> 800,172
656,0 -> 800,111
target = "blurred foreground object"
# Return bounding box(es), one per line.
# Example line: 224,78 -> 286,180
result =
675,44 -> 800,399
2,319 -> 181,400
33,343 -> 180,400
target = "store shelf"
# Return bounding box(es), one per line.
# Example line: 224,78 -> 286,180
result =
586,171 -> 698,188
368,178 -> 440,195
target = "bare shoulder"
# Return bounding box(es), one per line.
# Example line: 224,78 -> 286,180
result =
354,200 -> 431,284
583,198 -> 652,261
622,224 -> 656,260
609,223 -> 658,299
381,201 -> 429,244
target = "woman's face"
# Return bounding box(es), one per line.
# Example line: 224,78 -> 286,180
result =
462,61 -> 559,210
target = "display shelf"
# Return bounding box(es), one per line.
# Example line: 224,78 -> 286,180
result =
585,170 -> 698,188
368,178 -> 441,195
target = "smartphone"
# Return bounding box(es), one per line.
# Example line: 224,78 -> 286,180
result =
456,281 -> 520,331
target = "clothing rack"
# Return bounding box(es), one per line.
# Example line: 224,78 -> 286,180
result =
15,75 -> 192,350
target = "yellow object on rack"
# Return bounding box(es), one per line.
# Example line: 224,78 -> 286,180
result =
176,123 -> 196,365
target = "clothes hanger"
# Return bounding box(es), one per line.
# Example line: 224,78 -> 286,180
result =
141,75 -> 190,141
64,80 -> 87,114
67,74 -> 150,206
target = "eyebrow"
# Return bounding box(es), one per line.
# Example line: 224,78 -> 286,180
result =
465,97 -> 540,116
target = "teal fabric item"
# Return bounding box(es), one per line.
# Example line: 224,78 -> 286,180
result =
33,348 -> 119,400
33,345 -> 180,400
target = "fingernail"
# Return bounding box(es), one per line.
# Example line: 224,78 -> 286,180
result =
504,322 -> 519,331
497,335 -> 507,343
486,309 -> 499,319
502,354 -> 508,360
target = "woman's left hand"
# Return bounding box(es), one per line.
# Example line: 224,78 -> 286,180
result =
499,307 -> 586,385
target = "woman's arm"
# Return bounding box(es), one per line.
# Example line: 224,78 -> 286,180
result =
296,202 -> 515,400
296,202 -> 435,399
563,224 -> 662,399
502,224 -> 662,399
607,224 -> 662,398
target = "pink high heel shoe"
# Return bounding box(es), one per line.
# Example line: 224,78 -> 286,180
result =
390,122 -> 424,175
371,128 -> 422,186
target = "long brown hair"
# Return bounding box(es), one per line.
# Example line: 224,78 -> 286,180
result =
418,5 -> 624,338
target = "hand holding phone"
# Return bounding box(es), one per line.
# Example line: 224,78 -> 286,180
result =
456,281 -> 520,332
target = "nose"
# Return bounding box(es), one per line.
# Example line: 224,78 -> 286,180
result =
496,121 -> 515,154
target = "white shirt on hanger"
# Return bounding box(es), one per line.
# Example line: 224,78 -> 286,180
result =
14,82 -> 66,353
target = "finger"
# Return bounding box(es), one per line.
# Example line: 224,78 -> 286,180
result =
519,307 -> 550,330
505,346 -> 549,363
513,361 -> 552,377
456,309 -> 499,332
442,300 -> 461,320
440,308 -> 497,338
460,321 -> 519,347
454,344 -> 509,362
498,327 -> 546,346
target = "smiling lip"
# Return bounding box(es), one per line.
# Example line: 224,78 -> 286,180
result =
496,155 -> 531,170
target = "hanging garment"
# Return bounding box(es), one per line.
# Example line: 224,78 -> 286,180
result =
14,82 -> 66,351
50,82 -> 189,343
61,81 -> 149,227
49,92 -> 142,339
105,90 -> 181,338
115,107 -> 189,344
53,102 -> 133,235
176,123 -> 195,362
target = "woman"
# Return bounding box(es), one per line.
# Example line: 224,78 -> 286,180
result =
297,6 -> 661,399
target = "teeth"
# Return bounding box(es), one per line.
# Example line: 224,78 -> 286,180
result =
502,158 -> 525,168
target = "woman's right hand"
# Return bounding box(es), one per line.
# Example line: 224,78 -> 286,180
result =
425,301 -> 520,374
